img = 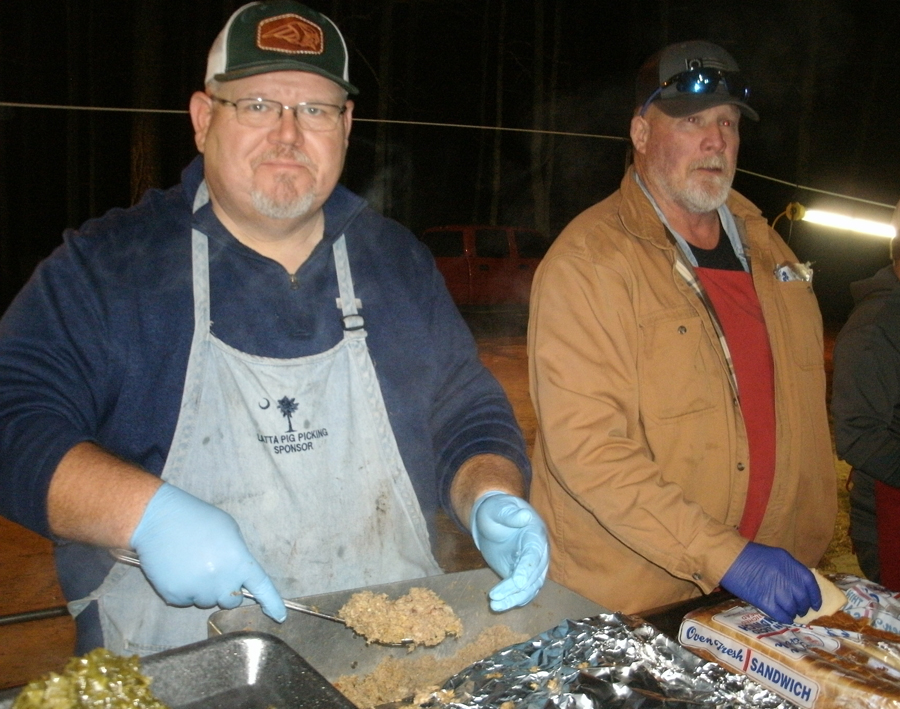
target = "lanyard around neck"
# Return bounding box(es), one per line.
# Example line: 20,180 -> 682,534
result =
632,173 -> 742,402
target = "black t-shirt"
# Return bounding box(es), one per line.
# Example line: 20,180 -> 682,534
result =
688,224 -> 744,271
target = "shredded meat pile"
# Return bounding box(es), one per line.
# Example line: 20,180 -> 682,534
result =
333,625 -> 528,708
338,587 -> 464,647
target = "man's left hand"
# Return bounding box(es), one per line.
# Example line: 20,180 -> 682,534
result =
470,491 -> 550,611
720,541 -> 822,624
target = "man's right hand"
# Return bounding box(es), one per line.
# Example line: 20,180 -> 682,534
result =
720,541 -> 822,624
129,483 -> 287,622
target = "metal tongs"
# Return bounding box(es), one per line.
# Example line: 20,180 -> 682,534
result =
109,547 -> 343,622
107,547 -> 415,646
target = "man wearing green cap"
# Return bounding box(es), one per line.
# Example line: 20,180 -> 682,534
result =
529,41 -> 836,622
0,0 -> 548,654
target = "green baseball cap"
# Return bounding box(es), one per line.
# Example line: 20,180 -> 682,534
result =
205,0 -> 358,94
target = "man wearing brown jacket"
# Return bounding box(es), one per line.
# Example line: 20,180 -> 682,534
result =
528,40 -> 836,622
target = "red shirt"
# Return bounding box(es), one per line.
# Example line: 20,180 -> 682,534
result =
695,267 -> 776,540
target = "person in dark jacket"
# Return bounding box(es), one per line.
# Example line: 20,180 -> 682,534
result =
0,0 -> 548,655
832,231 -> 900,590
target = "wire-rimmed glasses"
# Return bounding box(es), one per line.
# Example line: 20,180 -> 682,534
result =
210,96 -> 347,131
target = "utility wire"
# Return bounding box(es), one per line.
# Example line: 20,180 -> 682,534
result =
1,101 -> 187,115
736,168 -> 895,210
0,100 -> 627,140
1,100 -> 894,211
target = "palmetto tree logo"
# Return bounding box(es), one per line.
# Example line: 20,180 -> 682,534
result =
277,396 -> 299,433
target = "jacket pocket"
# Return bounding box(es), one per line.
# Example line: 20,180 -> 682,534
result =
773,280 -> 823,370
639,310 -> 717,421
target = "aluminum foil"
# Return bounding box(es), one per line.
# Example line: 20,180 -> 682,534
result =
419,613 -> 798,708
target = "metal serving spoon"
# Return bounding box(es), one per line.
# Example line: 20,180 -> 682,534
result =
107,548 -> 416,646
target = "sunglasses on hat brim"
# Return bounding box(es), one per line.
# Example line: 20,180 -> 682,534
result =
639,68 -> 750,117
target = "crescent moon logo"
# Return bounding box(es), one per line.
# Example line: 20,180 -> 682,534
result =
259,399 -> 271,409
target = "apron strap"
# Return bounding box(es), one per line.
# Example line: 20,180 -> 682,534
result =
192,180 -> 210,213
190,180 -> 212,335
333,235 -> 365,332
67,562 -> 132,619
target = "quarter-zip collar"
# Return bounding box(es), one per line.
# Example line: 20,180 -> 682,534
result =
182,155 -> 369,269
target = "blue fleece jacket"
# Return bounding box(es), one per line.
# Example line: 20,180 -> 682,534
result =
0,156 -> 528,602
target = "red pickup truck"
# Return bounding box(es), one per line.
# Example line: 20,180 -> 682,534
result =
419,225 -> 550,305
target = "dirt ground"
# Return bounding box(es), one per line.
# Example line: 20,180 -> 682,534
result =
469,311 -> 861,577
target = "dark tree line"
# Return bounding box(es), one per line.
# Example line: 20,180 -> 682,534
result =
2,0 -> 899,321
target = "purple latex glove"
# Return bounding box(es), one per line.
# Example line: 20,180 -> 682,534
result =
130,483 -> 286,622
720,541 -> 821,624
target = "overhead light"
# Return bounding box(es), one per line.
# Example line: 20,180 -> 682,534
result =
801,209 -> 895,238
772,202 -> 896,238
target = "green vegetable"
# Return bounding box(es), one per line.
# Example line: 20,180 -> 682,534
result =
13,647 -> 169,708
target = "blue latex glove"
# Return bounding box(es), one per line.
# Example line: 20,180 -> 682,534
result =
720,542 -> 821,624
470,491 -> 550,612
129,483 -> 287,623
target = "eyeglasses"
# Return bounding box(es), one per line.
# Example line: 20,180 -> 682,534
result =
210,96 -> 347,131
639,68 -> 750,116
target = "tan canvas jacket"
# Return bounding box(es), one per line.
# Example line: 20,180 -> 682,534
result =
528,167 -> 837,614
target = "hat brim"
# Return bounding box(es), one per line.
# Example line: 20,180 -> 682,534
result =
655,94 -> 759,121
213,61 -> 359,95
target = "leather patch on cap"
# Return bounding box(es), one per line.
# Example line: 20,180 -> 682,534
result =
257,14 -> 324,55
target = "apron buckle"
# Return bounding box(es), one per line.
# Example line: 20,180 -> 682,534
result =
342,314 -> 365,331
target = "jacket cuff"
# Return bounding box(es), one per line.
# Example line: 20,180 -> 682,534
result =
681,521 -> 748,593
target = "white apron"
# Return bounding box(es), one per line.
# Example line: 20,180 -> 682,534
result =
72,183 -> 441,654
